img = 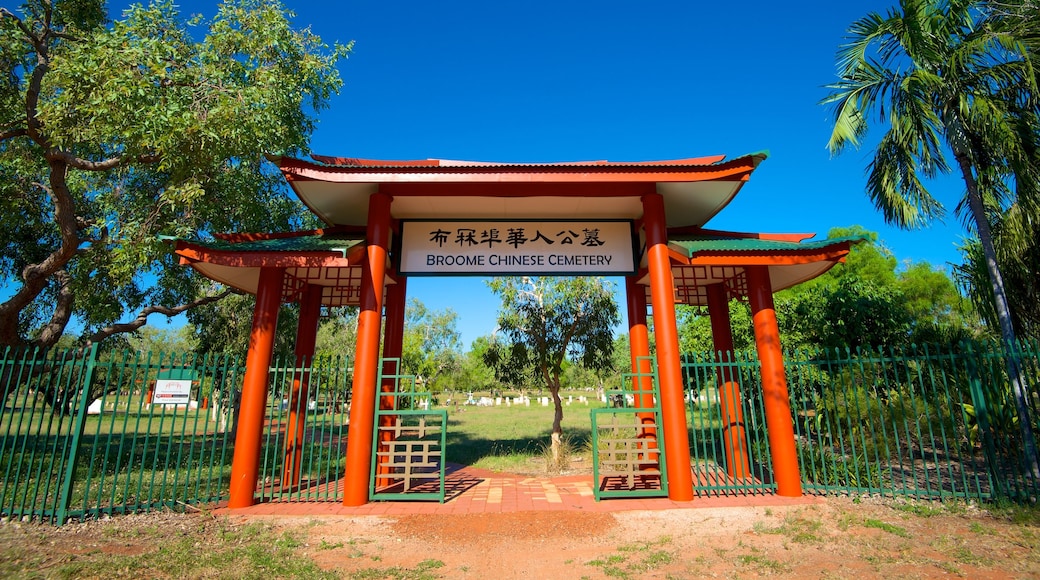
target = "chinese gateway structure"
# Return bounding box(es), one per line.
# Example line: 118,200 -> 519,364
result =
172,152 -> 860,507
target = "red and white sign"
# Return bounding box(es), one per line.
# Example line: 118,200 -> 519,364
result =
152,379 -> 192,405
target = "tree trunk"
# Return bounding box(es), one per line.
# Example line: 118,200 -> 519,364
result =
956,153 -> 1040,480
0,158 -> 82,347
548,372 -> 565,469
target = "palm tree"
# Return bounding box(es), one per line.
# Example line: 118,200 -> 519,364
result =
821,0 -> 1040,478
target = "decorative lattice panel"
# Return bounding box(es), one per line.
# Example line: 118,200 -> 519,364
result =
369,359 -> 446,502
592,356 -> 669,500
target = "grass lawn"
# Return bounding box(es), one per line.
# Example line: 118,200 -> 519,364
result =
442,390 -> 604,473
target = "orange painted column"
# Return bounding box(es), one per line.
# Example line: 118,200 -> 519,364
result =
283,283 -> 323,487
377,276 -> 407,479
343,193 -> 392,506
642,194 -> 694,501
228,266 -> 284,508
746,266 -> 802,497
625,276 -> 658,456
706,283 -> 751,480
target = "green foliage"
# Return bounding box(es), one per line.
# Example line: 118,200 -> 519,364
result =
821,0 -> 1040,472
452,335 -> 498,394
313,307 -> 358,360
401,299 -> 462,394
0,0 -> 350,347
486,276 -> 619,438
678,227 -> 980,354
957,228 -> 1040,339
187,292 -> 298,358
125,324 -> 198,353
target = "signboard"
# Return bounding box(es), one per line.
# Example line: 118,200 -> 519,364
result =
400,220 -> 636,275
152,379 -> 192,405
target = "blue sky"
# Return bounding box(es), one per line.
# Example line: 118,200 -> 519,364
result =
38,1 -> 976,346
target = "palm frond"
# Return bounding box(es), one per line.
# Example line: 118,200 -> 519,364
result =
866,131 -> 946,228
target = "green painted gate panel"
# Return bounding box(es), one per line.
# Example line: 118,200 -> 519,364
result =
592,357 -> 668,500
682,351 -> 776,496
369,359 -> 447,502
255,355 -> 353,503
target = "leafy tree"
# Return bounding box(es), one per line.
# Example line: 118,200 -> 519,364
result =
186,290 -> 299,358
608,333 -> 633,383
482,332 -> 537,394
676,227 -> 979,353
677,300 -> 755,354
956,219 -> 1040,338
898,261 -> 981,343
0,0 -> 350,348
314,307 -> 358,360
401,299 -> 462,394
821,0 -> 1039,474
124,324 -> 197,354
485,276 -> 619,464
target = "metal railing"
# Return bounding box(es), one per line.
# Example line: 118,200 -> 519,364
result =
3,340 -> 1037,525
255,354 -> 353,503
0,347 -> 244,524
682,340 -> 1040,501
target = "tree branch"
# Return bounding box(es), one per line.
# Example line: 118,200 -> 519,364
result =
31,270 -> 74,348
46,149 -> 160,171
0,127 -> 28,142
83,289 -> 237,346
0,159 -> 82,345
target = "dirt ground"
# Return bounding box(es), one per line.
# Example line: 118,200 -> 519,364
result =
2,496 -> 1039,579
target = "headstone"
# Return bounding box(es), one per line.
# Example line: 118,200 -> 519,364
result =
87,398 -> 103,415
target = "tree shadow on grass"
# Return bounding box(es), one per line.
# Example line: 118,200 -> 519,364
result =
445,428 -> 594,471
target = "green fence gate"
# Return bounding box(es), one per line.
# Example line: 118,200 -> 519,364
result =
682,351 -> 777,496
369,359 -> 447,502
592,357 -> 668,500
254,354 -> 354,503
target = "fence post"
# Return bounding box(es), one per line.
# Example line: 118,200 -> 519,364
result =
55,344 -> 99,526
964,342 -> 1002,499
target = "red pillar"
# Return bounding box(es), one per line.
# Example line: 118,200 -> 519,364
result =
706,283 -> 751,480
377,276 -> 407,479
625,276 -> 657,456
746,266 -> 802,497
283,283 -> 323,487
228,266 -> 284,508
642,194 -> 694,501
343,193 -> 392,506
382,277 -> 407,371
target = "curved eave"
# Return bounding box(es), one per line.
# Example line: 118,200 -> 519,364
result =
275,153 -> 763,182
273,153 -> 766,229
173,240 -> 390,306
679,244 -> 855,267
637,239 -> 858,305
174,240 -> 363,269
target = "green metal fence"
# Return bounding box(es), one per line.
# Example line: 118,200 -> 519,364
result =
3,340 -> 1038,525
255,354 -> 353,503
683,341 -> 1040,501
0,346 -> 244,524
